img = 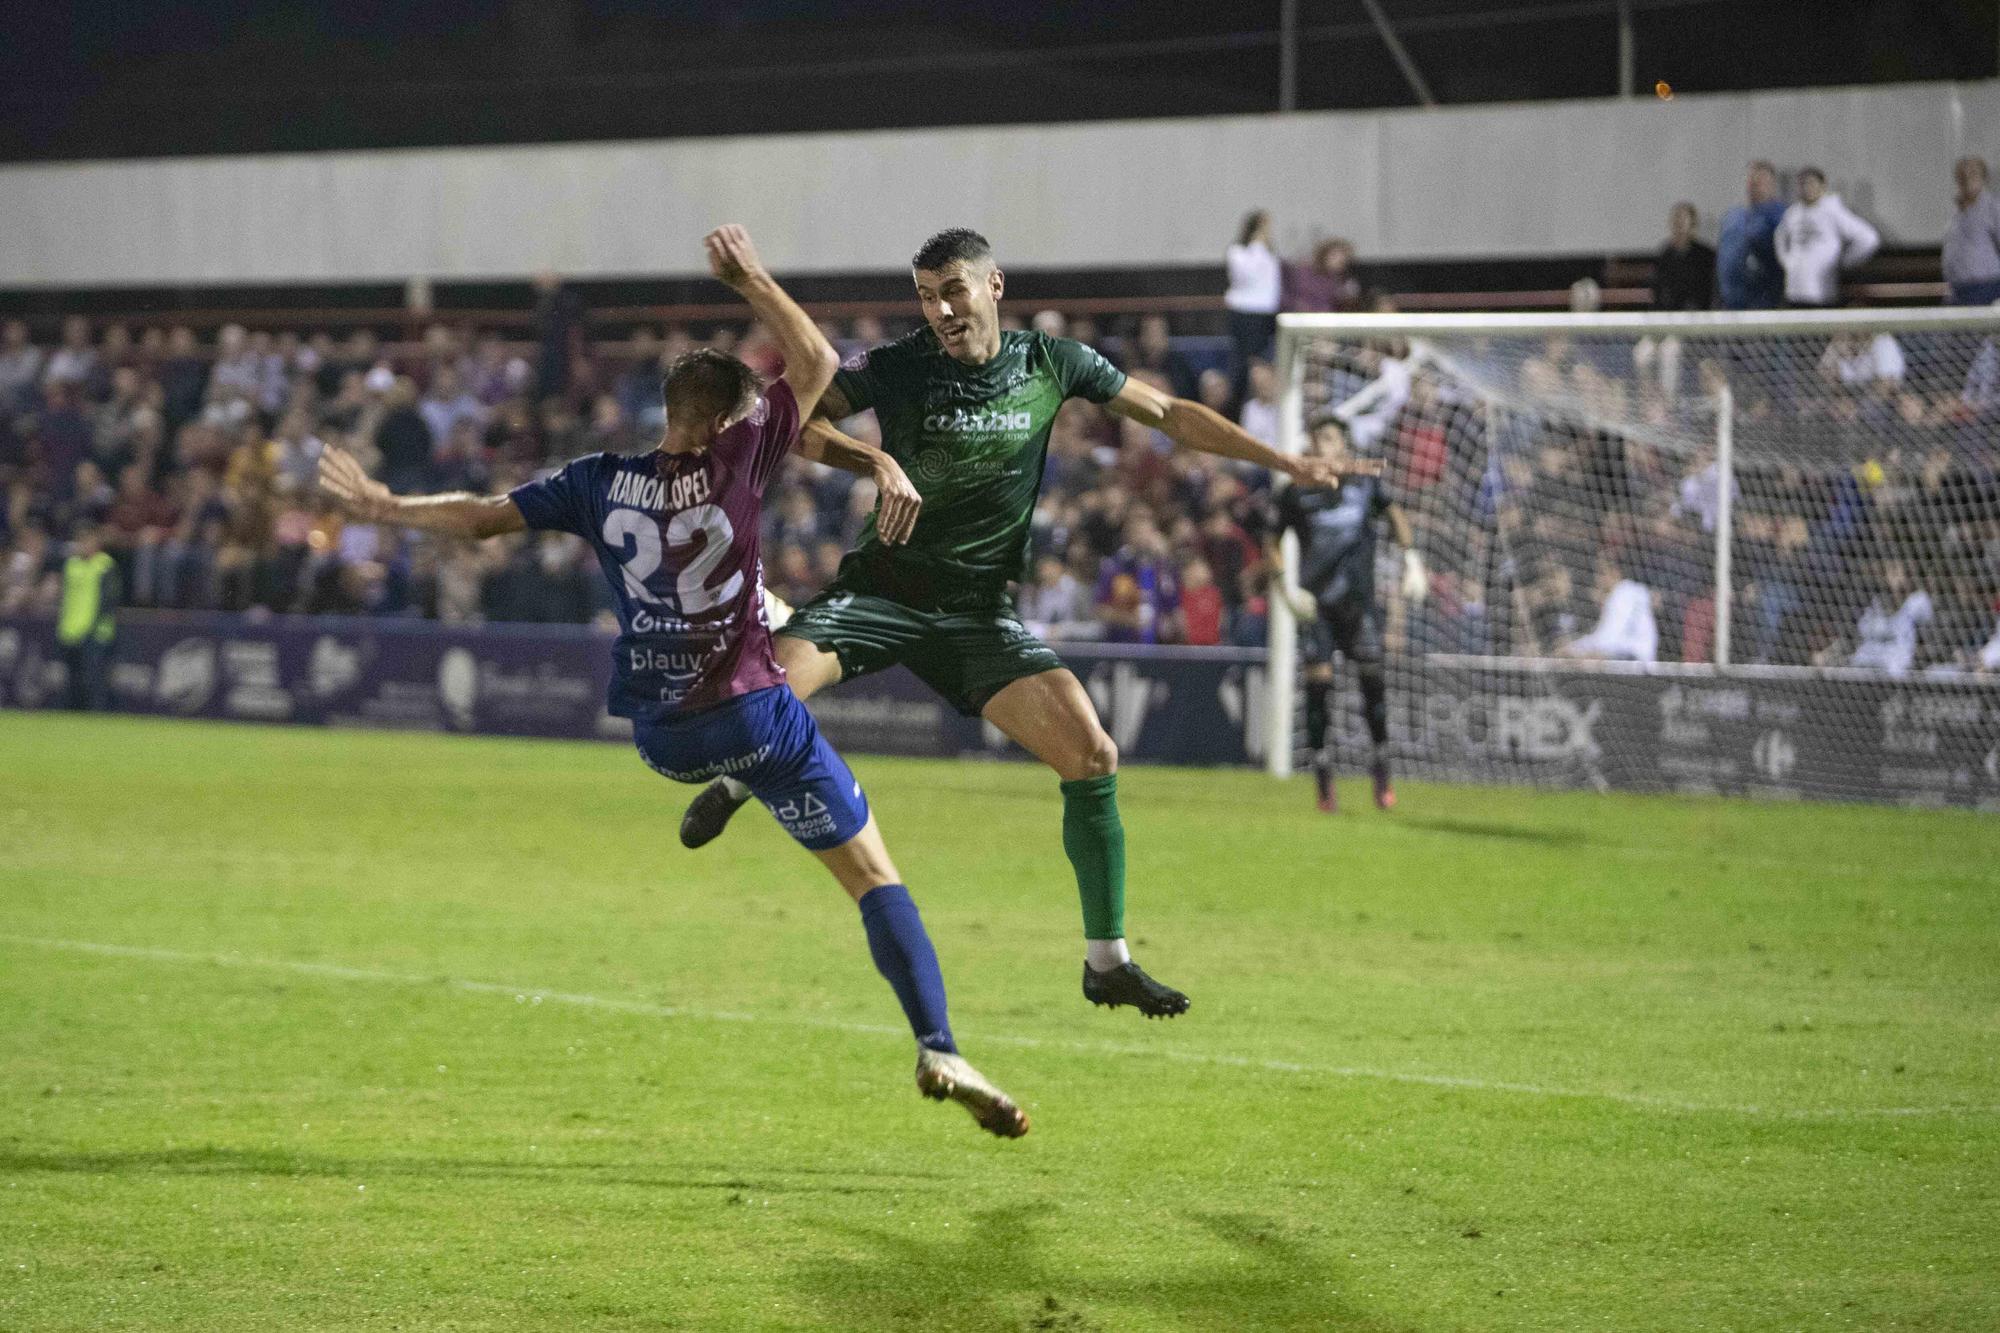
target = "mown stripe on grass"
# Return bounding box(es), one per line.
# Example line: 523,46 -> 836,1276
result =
5,932 -> 1993,1124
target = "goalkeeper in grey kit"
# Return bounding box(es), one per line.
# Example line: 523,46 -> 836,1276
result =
1270,416 -> 1427,812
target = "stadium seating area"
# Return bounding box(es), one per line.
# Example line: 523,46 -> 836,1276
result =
2,292 -> 1996,671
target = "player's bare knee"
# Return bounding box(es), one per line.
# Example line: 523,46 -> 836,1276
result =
1077,730 -> 1119,779
815,820 -> 901,900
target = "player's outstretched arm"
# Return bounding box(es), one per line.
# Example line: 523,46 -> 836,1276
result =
796,419 -> 922,545
317,443 -> 524,539
1105,377 -> 1376,489
704,224 -> 839,415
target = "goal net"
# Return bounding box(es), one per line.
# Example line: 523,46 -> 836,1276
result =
1267,308 -> 2000,808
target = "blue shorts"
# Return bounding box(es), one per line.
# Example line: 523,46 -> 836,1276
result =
631,686 -> 870,851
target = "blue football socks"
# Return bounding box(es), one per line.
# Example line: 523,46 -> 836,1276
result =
857,883 -> 957,1054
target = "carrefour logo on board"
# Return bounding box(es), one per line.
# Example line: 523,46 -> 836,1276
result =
923,408 -> 1032,432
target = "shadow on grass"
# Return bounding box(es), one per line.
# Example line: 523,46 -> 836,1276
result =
789,1201 -> 1415,1332
1393,815 -> 1588,847
0,1145 -> 940,1196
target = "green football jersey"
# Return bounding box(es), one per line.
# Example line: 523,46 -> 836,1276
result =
831,327 -> 1126,601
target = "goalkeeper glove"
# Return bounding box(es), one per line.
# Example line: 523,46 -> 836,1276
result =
1400,549 -> 1428,604
1277,582 -> 1319,622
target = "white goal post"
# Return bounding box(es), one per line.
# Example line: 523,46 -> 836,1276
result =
1266,306 -> 2000,807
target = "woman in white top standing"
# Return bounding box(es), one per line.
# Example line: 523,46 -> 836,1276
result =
1225,210 -> 1282,410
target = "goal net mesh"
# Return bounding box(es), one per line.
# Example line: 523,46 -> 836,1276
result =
1270,310 -> 2000,805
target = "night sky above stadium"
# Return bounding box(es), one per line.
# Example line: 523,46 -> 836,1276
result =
2,0 -> 1995,161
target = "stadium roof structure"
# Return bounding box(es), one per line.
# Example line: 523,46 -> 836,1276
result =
3,0 -> 1996,162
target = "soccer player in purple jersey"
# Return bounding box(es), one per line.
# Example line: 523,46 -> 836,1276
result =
315,226 -> 1026,1138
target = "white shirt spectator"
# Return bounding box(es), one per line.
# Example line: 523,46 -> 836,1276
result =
42,343 -> 98,389
420,389 -> 486,444
1238,394 -> 1279,447
1225,242 -> 1282,315
1673,460 -> 1739,535
1979,618 -> 2000,672
0,341 -> 43,408
1020,569 -> 1091,640
1333,355 -> 1412,452
272,430 -> 324,495
210,351 -> 262,402
1943,188 -> 2000,288
1566,579 -> 1658,662
1774,192 -> 1880,305
1821,333 -> 1906,388
1965,338 -> 1999,411
1850,590 -> 1933,676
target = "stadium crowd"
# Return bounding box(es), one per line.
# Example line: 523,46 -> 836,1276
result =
3,152 -> 1998,675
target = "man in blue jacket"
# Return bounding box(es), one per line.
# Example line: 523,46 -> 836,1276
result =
1716,161 -> 1789,311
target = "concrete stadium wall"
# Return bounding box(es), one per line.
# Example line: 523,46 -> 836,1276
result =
1,81 -> 1994,288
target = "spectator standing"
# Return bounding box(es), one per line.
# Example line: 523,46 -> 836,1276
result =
1238,360 -> 1280,448
158,327 -> 209,433
1653,202 -> 1716,310
1943,156 -> 2000,306
1716,161 -> 1788,311
57,526 -> 118,710
1127,315 -> 1198,400
1774,168 -> 1879,307
1224,211 -> 1282,408
531,270 -> 586,401
38,383 -> 94,500
1282,239 -> 1363,315
0,320 -> 44,413
42,317 -> 99,395
374,378 -> 435,493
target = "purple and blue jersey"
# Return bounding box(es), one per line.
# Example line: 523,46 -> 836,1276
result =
508,379 -> 800,721
508,378 -> 868,850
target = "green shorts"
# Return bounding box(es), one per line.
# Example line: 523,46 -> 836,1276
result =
779,576 -> 1065,717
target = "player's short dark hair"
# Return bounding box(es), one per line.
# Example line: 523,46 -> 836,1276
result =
911,228 -> 993,273
661,348 -> 760,424
1799,165 -> 1825,185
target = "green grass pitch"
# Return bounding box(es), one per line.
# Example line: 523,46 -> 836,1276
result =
2,712 -> 1997,1331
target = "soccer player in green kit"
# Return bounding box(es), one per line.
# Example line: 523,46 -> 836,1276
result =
681,228 -> 1367,1017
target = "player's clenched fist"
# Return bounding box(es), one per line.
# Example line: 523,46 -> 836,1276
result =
704,224 -> 769,292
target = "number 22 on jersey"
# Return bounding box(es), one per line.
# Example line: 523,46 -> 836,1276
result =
602,505 -> 742,615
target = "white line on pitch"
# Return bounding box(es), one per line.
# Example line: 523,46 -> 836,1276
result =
3,934 -> 1990,1123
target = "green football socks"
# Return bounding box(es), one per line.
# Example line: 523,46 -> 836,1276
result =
1060,773 -> 1126,942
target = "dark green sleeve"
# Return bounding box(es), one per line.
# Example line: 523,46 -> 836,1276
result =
830,350 -> 883,413
1048,336 -> 1127,405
